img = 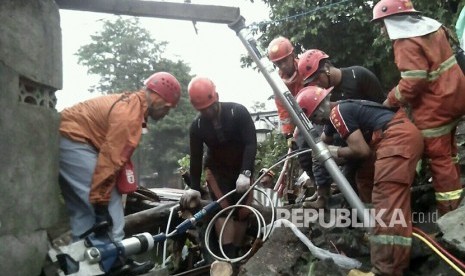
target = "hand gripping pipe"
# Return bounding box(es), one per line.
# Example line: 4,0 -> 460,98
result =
228,16 -> 372,227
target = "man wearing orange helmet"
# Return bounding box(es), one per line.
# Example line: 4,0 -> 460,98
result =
267,36 -> 304,141
372,0 -> 465,215
59,72 -> 181,273
297,86 -> 423,276
298,49 -> 386,105
296,49 -> 386,208
181,76 -> 257,260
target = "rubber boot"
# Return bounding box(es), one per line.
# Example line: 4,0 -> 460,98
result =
302,186 -> 330,209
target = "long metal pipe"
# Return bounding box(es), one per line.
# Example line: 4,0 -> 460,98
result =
56,0 -> 371,227
228,16 -> 372,227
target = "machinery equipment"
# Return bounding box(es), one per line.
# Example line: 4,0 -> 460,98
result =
48,202 -> 221,275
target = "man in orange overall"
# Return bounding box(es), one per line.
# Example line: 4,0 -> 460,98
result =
59,72 -> 181,273
267,37 -> 306,203
372,0 -> 465,215
267,36 -> 304,142
297,85 -> 423,276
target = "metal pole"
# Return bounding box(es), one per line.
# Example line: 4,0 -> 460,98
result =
228,17 -> 371,227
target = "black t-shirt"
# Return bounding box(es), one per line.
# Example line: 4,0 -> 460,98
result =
330,66 -> 386,103
322,66 -> 387,139
324,100 -> 394,141
189,102 -> 257,190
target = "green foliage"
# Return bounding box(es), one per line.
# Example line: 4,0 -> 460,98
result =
255,131 -> 288,174
254,0 -> 460,92
76,17 -> 167,93
177,155 -> 190,171
75,16 -> 197,185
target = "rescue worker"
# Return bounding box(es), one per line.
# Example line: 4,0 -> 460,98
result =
267,37 -> 309,204
296,85 -> 423,276
372,0 -> 465,215
267,36 -> 304,143
59,72 -> 181,273
180,76 -> 257,260
296,49 -> 386,208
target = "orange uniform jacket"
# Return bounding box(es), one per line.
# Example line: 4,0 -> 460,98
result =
59,91 -> 148,204
386,27 -> 465,130
275,59 -> 304,135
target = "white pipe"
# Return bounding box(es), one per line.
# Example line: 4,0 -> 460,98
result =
272,219 -> 362,269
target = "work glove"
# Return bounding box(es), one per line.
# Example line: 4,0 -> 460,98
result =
259,168 -> 275,188
236,174 -> 250,193
180,189 -> 201,210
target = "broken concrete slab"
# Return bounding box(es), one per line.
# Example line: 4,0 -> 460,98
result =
436,204 -> 465,255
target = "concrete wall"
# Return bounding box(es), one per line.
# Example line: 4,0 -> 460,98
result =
0,0 -> 64,275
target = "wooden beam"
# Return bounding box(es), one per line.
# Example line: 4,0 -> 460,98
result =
55,0 -> 241,24
124,200 -> 275,236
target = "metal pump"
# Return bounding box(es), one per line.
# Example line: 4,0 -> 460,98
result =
49,201 -> 221,275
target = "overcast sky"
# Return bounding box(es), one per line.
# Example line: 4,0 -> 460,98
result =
56,0 -> 276,112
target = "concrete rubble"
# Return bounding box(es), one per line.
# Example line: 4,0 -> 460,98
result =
44,121 -> 465,275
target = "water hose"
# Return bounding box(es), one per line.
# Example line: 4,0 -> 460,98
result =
272,219 -> 362,269
412,227 -> 465,275
204,149 -> 312,263
162,205 -> 177,267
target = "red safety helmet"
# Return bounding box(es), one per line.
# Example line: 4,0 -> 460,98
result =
267,36 -> 294,62
372,0 -> 420,22
296,86 -> 333,118
188,77 -> 219,110
297,49 -> 330,84
144,72 -> 181,107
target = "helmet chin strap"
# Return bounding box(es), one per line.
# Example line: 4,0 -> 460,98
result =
325,69 -> 331,87
145,90 -> 153,118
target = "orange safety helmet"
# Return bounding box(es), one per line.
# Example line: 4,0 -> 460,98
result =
296,86 -> 333,118
188,76 -> 219,110
297,49 -> 330,84
267,36 -> 294,62
144,72 -> 181,107
372,0 -> 420,22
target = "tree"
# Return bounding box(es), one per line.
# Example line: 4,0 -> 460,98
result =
76,16 -> 197,186
252,0 -> 461,91
254,131 -> 287,175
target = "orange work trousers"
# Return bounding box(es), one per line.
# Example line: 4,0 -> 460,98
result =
370,110 -> 424,276
423,128 -> 463,215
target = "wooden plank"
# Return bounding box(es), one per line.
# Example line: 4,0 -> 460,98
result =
55,0 -> 241,24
